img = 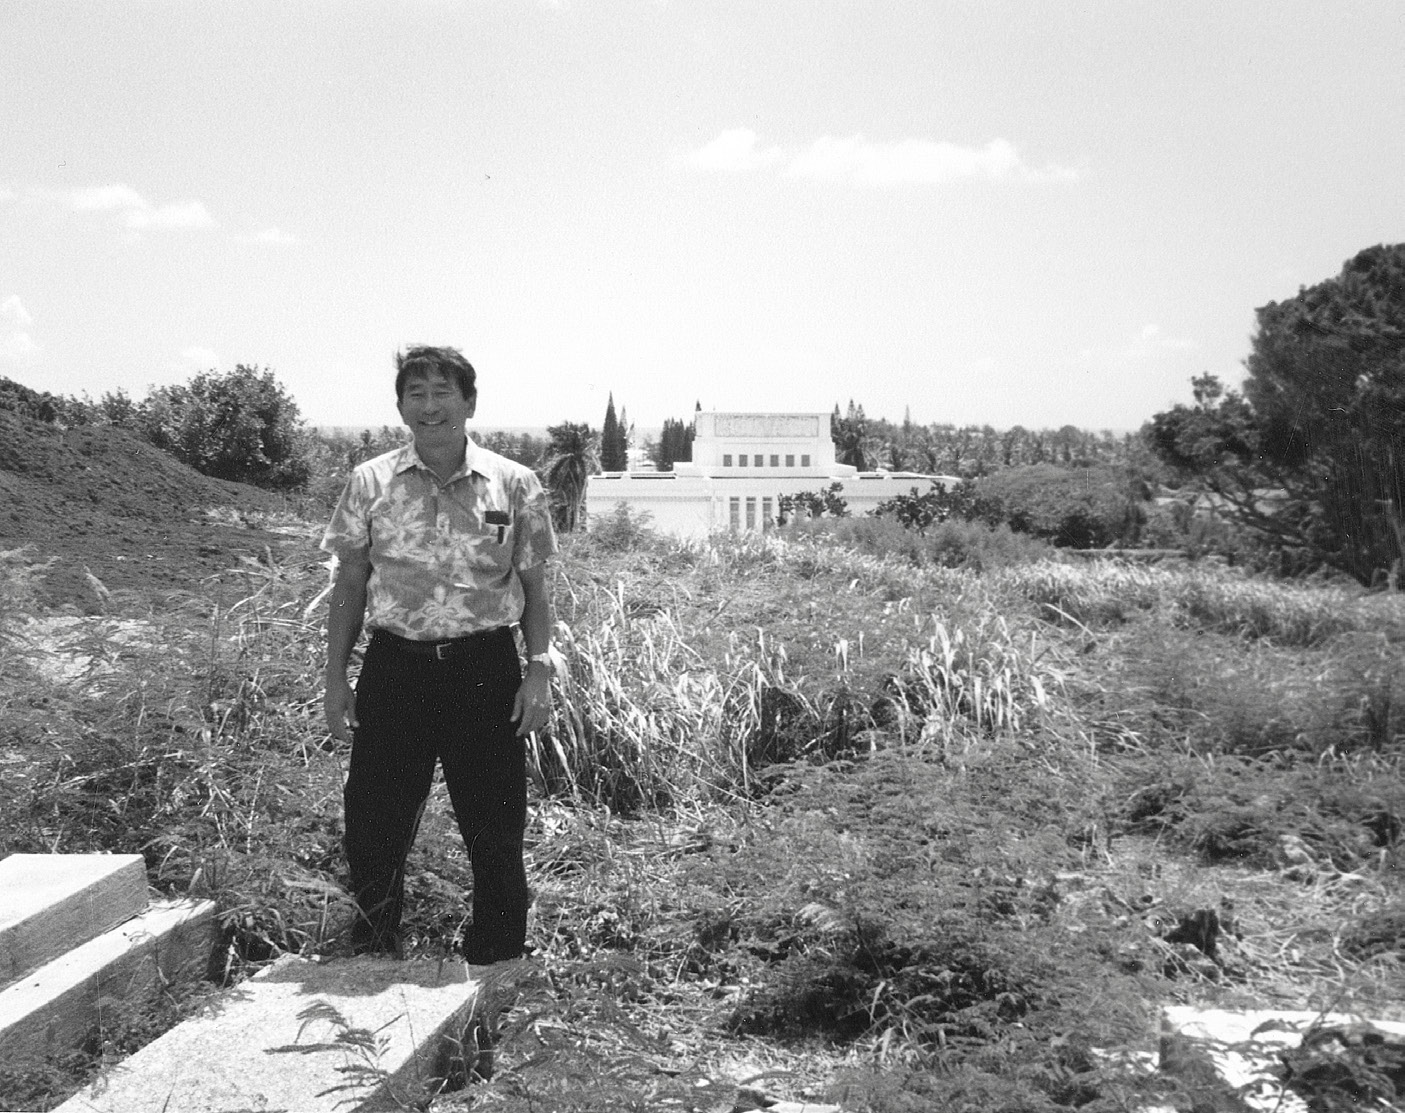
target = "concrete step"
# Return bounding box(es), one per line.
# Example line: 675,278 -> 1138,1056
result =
0,897 -> 218,1063
1157,1005 -> 1405,1113
0,853 -> 148,990
53,955 -> 483,1113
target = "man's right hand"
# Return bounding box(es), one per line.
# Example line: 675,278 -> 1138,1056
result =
325,673 -> 358,742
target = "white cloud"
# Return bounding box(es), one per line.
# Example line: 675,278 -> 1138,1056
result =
1,295 -> 38,362
45,183 -> 218,232
126,200 -> 216,230
67,184 -> 149,212
686,129 -> 784,172
0,186 -> 16,204
689,130 -> 1078,186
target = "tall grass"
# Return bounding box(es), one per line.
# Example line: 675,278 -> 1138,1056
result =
533,532 -> 1069,811
4,518 -> 1404,1112
1007,559 -> 1369,646
896,614 -> 1054,744
535,576 -> 844,810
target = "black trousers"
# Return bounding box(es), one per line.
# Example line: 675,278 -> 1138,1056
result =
344,627 -> 529,963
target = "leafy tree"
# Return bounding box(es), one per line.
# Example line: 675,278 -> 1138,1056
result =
542,421 -> 600,532
601,394 -> 628,471
0,377 -> 97,426
1149,244 -> 1405,584
0,377 -> 64,423
138,365 -> 311,489
95,388 -> 140,429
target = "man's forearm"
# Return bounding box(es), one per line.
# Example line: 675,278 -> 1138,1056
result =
518,563 -> 553,658
520,597 -> 551,656
326,567 -> 369,674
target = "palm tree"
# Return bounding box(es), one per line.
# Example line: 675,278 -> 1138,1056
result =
542,421 -> 600,532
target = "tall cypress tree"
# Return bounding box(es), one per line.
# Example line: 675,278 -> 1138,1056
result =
601,393 -> 628,471
650,416 -> 697,471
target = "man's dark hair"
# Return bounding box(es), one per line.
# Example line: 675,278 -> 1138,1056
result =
395,346 -> 477,403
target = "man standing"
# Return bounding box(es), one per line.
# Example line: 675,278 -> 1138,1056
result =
322,346 -> 557,963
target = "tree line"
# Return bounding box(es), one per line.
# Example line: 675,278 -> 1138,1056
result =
4,242 -> 1400,583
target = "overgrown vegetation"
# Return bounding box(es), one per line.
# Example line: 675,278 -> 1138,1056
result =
1147,244 -> 1405,586
3,511 -> 1403,1112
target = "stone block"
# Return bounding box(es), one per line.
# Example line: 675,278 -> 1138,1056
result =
0,853 -> 148,990
1160,1005 -> 1405,1113
54,955 -> 482,1113
0,898 -> 217,1063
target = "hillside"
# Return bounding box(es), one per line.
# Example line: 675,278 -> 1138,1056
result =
0,408 -> 300,605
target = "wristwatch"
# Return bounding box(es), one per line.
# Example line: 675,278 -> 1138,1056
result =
528,651 -> 553,667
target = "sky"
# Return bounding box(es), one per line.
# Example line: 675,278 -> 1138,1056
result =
2,1 -> 1403,436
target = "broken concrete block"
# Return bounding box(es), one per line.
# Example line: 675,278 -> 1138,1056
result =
1160,1005 -> 1405,1113
0,897 -> 217,1063
0,853 -> 147,989
53,955 -> 481,1113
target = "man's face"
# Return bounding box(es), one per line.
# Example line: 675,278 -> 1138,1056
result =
397,369 -> 476,450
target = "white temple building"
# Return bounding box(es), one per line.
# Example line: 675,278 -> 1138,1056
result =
585,411 -> 959,538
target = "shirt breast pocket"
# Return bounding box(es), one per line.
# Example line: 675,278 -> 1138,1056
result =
483,509 -> 512,546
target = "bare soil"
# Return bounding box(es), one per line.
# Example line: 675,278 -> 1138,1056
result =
0,409 -> 304,607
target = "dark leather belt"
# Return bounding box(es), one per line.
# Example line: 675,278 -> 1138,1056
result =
372,627 -> 508,661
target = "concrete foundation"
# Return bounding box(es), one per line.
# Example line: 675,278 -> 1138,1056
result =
54,955 -> 481,1113
1159,1006 -> 1405,1113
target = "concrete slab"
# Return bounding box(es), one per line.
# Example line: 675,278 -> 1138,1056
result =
53,955 -> 481,1113
0,853 -> 148,989
1160,1006 -> 1405,1113
0,898 -> 217,1062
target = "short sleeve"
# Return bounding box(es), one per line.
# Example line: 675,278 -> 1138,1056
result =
512,472 -> 558,571
320,470 -> 372,561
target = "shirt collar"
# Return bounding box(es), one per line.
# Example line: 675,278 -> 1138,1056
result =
392,436 -> 486,482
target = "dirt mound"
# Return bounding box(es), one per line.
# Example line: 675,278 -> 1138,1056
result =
0,408 -> 308,607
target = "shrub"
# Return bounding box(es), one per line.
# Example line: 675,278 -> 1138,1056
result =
975,464 -> 1147,548
784,515 -> 1050,571
1119,754 -> 1405,868
778,482 -> 849,521
923,519 -> 1052,571
583,502 -> 659,553
872,479 -> 1002,533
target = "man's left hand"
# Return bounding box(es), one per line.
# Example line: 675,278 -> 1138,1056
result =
512,666 -> 553,736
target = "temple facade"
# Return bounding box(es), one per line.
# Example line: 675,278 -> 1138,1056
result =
584,411 -> 957,538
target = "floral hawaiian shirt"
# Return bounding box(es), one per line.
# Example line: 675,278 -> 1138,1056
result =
320,438 -> 558,641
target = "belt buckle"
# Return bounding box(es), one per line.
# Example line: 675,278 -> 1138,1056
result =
433,642 -> 452,661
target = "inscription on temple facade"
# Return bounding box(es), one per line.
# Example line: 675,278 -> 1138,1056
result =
713,415 -> 820,439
